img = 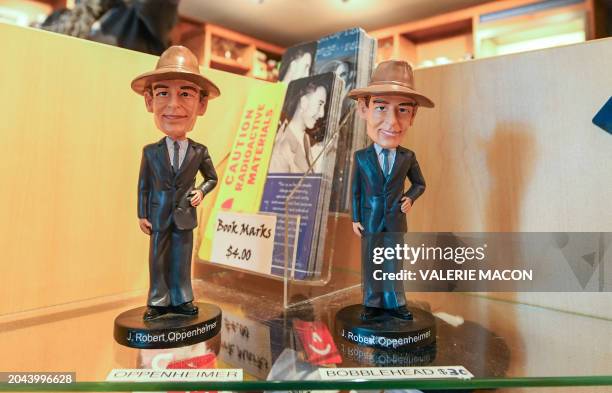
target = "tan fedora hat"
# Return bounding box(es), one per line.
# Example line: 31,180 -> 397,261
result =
131,45 -> 221,99
348,60 -> 434,108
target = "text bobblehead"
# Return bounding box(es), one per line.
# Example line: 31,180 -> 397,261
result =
335,60 -> 436,351
114,46 -> 222,349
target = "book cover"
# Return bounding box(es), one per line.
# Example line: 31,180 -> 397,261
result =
198,82 -> 287,262
260,73 -> 341,279
314,28 -> 374,213
278,41 -> 317,84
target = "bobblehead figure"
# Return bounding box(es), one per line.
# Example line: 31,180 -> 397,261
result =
348,60 -> 434,322
131,46 -> 219,321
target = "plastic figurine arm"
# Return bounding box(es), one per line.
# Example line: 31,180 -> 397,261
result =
137,148 -> 152,235
351,151 -> 364,236
196,146 -> 218,197
403,153 -> 426,203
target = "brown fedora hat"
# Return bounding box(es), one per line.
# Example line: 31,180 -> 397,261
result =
131,45 -> 221,99
348,60 -> 434,108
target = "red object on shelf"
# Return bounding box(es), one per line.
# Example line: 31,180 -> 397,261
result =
167,353 -> 217,369
293,319 -> 341,365
168,353 -> 217,393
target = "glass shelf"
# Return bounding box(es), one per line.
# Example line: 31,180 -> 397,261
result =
0,280 -> 611,391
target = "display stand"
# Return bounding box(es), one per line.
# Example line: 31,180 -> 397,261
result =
113,303 -> 222,349
195,108 -> 363,310
335,304 -> 436,351
281,108 -> 362,309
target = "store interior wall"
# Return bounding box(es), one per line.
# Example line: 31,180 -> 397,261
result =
409,38 -> 612,319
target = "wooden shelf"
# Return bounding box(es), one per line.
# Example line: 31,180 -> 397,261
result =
401,18 -> 473,44
369,0 -> 599,68
35,0 -> 67,10
171,18 -> 283,81
210,55 -> 251,74
204,23 -> 284,56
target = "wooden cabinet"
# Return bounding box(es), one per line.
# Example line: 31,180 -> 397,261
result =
370,0 -> 600,68
172,18 -> 284,82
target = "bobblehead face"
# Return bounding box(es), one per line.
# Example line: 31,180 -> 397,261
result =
357,95 -> 418,149
144,79 -> 208,140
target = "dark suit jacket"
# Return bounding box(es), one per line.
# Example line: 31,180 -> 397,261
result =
138,137 -> 218,232
351,144 -> 425,233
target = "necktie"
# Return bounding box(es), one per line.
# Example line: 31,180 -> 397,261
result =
173,141 -> 180,172
382,148 -> 390,178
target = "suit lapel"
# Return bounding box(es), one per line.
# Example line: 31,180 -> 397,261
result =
388,147 -> 407,182
176,139 -> 196,178
366,144 -> 384,183
156,138 -> 173,177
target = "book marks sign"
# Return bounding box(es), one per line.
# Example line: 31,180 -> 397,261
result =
210,211 -> 276,275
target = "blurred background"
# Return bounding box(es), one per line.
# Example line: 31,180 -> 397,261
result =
1,0 -> 610,82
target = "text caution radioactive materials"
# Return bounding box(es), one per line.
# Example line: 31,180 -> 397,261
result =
319,366 -> 473,380
106,369 -> 243,382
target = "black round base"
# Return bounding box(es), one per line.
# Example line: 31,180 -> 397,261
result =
335,304 -> 436,351
114,302 -> 222,349
336,339 -> 437,367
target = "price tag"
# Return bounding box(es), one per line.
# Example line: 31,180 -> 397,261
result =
210,211 -> 276,275
319,366 -> 473,380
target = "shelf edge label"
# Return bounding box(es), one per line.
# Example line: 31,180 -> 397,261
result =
319,366 -> 473,380
106,368 -> 243,382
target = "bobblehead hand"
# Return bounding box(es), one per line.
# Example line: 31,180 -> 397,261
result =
400,196 -> 413,213
190,190 -> 204,207
352,221 -> 364,237
139,218 -> 152,235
